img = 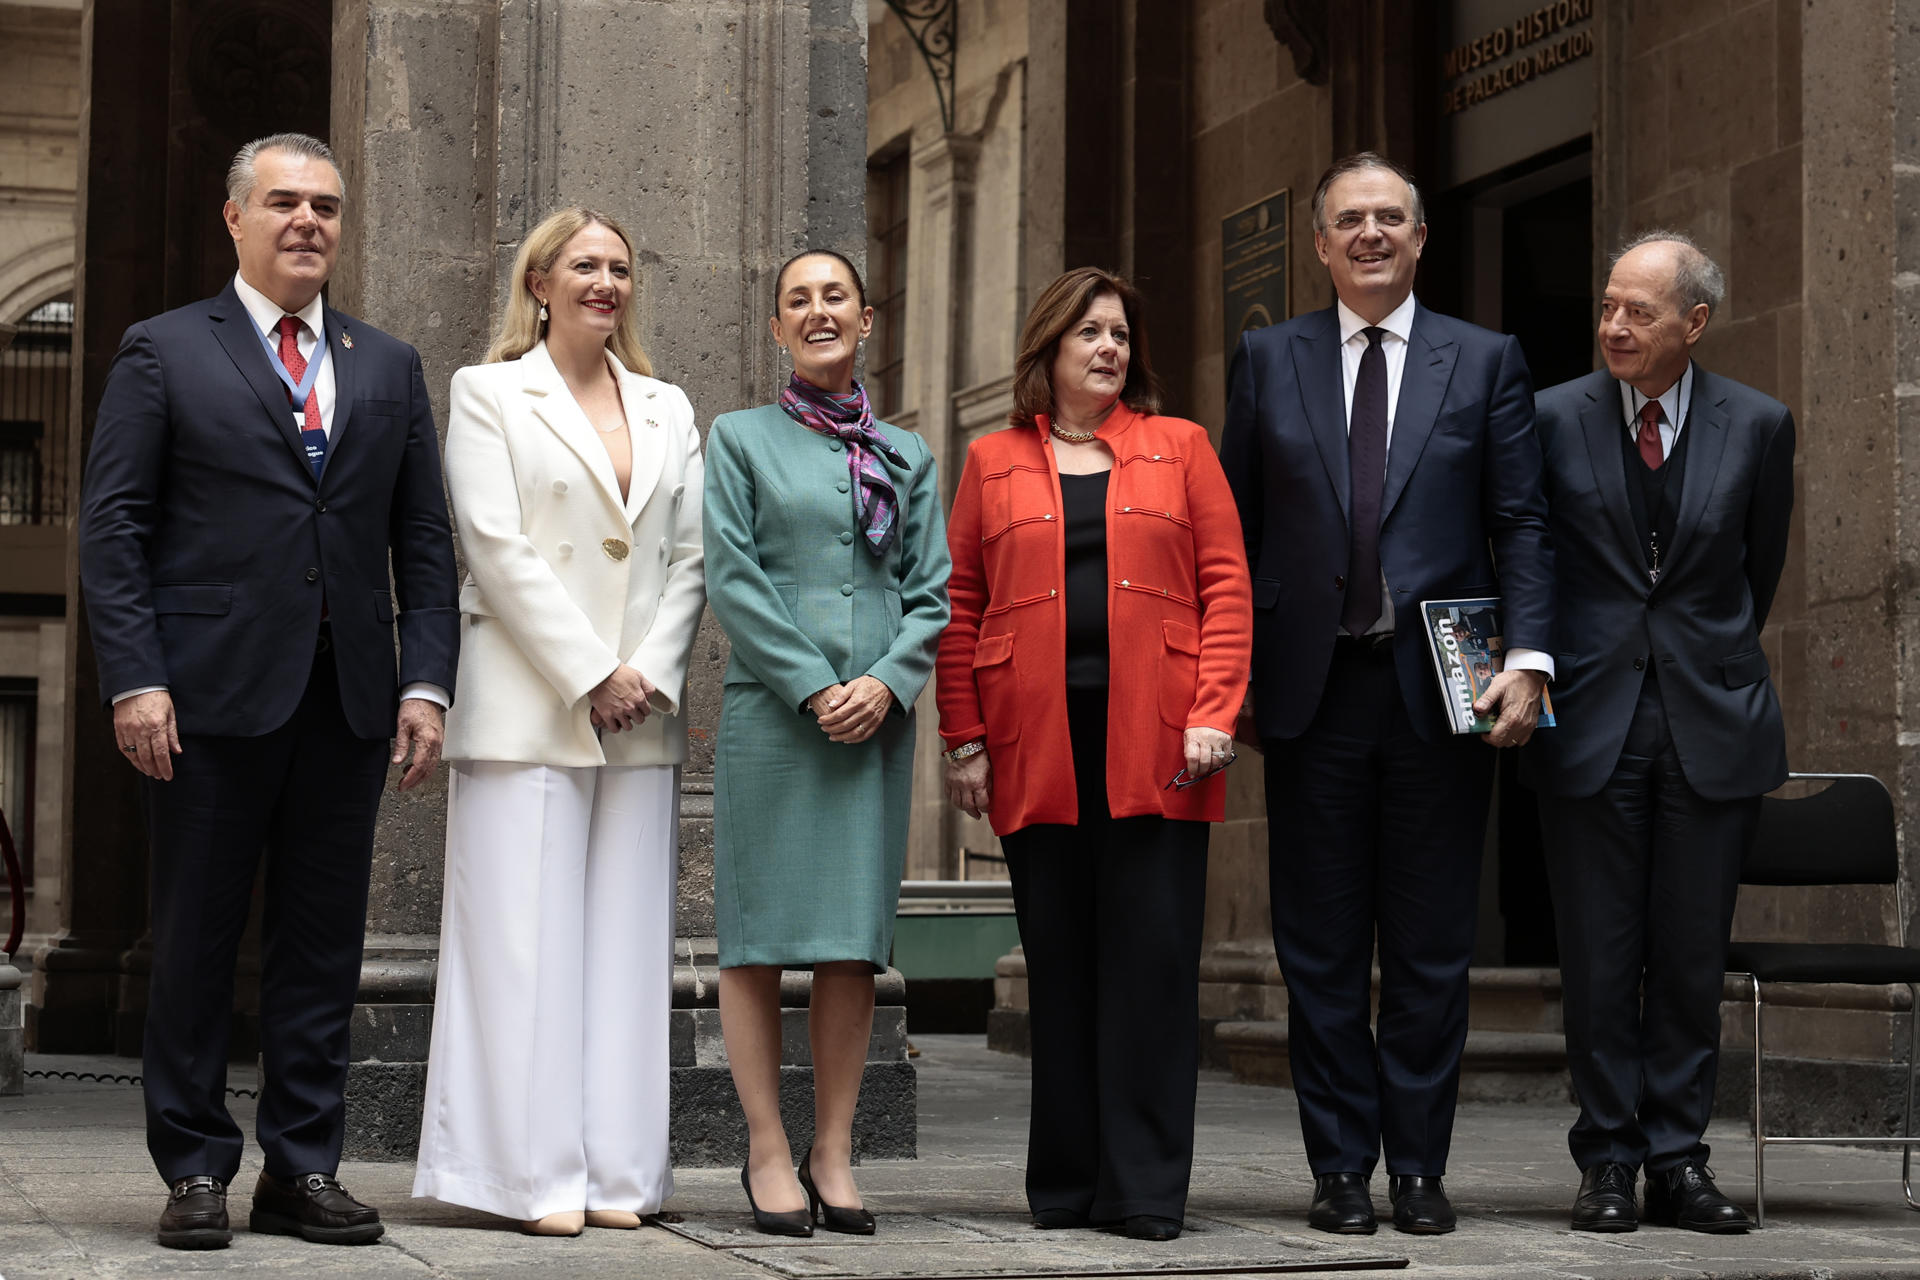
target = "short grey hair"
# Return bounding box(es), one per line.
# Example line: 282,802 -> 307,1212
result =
1311,151 -> 1426,234
225,133 -> 341,207
1613,230 -> 1725,317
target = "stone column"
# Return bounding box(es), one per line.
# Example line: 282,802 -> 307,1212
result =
901,129 -> 978,881
326,0 -> 503,1158
34,0 -> 172,1054
331,0 -> 901,1161
0,960 -> 20,1095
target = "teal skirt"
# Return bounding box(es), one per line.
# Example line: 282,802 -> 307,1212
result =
712,681 -> 915,969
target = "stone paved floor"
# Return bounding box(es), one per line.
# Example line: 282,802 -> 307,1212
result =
4,1035 -> 1920,1278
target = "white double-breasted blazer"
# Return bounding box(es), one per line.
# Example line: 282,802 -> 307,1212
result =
442,341 -> 706,767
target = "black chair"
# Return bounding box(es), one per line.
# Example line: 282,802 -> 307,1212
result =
1726,772 -> 1920,1226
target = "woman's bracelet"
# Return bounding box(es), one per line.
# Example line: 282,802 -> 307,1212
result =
944,739 -> 986,763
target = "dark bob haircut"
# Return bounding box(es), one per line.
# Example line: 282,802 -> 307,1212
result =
1009,267 -> 1162,430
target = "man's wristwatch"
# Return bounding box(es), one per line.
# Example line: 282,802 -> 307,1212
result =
944,739 -> 986,763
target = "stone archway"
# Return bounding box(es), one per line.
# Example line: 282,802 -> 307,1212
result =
0,239 -> 75,353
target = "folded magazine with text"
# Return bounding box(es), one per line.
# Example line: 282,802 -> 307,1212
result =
1418,597 -> 1557,735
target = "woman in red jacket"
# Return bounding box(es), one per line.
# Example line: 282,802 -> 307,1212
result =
936,268 -> 1252,1241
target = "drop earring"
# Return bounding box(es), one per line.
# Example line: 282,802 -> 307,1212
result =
538,302 -> 549,322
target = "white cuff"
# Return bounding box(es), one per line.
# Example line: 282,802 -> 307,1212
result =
112,685 -> 167,705
400,682 -> 450,709
1503,648 -> 1555,681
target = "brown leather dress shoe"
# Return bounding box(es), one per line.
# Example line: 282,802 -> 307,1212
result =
249,1171 -> 384,1244
157,1175 -> 231,1249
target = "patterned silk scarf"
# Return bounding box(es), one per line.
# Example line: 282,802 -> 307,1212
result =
778,372 -> 909,556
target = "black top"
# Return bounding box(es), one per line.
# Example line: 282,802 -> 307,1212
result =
1059,470 -> 1110,690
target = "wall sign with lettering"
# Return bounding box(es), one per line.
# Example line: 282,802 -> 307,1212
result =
1222,191 -> 1290,377
1442,0 -> 1593,115
1442,0 -> 1596,187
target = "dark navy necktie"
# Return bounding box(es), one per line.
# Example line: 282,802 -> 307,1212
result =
1343,326 -> 1388,636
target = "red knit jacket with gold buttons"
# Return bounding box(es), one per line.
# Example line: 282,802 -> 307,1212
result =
935,405 -> 1253,835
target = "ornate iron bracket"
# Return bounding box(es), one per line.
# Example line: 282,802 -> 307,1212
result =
882,0 -> 957,133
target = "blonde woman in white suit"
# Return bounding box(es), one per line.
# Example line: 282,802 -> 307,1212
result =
413,207 -> 706,1236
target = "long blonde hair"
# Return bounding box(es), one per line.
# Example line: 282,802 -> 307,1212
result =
484,207 -> 655,375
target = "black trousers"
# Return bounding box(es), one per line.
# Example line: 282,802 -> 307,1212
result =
142,633 -> 389,1184
1539,671 -> 1756,1173
1264,639 -> 1495,1177
999,688 -> 1210,1223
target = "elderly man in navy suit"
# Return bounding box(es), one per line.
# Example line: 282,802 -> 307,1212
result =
1524,233 -> 1792,1236
79,133 -> 458,1250
1221,152 -> 1555,1236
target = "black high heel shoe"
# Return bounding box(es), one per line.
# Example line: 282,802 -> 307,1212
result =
797,1145 -> 876,1235
740,1163 -> 812,1237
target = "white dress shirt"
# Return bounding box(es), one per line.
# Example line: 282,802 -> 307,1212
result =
1335,292 -> 1417,436
234,271 -> 336,434
1332,293 -> 1551,680
1619,361 -> 1693,460
114,274 -> 448,711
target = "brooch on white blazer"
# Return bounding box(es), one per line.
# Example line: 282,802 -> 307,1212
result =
603,538 -> 630,561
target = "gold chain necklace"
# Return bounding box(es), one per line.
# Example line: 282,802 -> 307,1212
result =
1049,423 -> 1098,444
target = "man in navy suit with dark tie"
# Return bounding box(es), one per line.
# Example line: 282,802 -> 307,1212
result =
1221,153 -> 1555,1236
1524,233 -> 1792,1236
78,133 -> 458,1250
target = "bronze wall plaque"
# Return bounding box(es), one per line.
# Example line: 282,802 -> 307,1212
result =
1223,191 -> 1291,379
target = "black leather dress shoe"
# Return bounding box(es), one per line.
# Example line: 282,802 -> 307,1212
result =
1123,1214 -> 1182,1241
1388,1174 -> 1456,1234
157,1175 -> 231,1250
1643,1162 -> 1750,1233
1571,1162 -> 1638,1232
249,1171 -> 384,1244
1307,1172 -> 1377,1234
1031,1207 -> 1087,1230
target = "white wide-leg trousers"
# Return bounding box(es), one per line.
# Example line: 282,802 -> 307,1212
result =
413,761 -> 678,1220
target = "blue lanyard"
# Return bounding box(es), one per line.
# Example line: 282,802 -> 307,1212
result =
255,315 -> 329,408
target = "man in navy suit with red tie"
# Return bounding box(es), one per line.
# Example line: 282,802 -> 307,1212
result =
1221,153 -> 1555,1236
1524,233 -> 1792,1235
78,133 -> 458,1250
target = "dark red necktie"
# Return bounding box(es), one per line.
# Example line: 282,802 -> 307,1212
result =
1636,399 -> 1664,469
278,316 -> 327,478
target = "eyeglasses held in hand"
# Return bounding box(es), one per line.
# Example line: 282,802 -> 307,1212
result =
1166,750 -> 1238,791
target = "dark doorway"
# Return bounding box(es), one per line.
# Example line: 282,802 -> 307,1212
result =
1502,177 -> 1594,391
1428,144 -> 1594,967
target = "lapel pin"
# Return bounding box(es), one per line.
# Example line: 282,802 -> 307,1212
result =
341,332 -> 354,349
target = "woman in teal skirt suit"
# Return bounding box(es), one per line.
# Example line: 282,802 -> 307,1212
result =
705,248 -> 950,1236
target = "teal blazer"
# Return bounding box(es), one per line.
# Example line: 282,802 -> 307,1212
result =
704,403 -> 950,711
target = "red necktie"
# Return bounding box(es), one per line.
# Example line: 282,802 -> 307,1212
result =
1636,399 -> 1664,469
277,316 -> 322,432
